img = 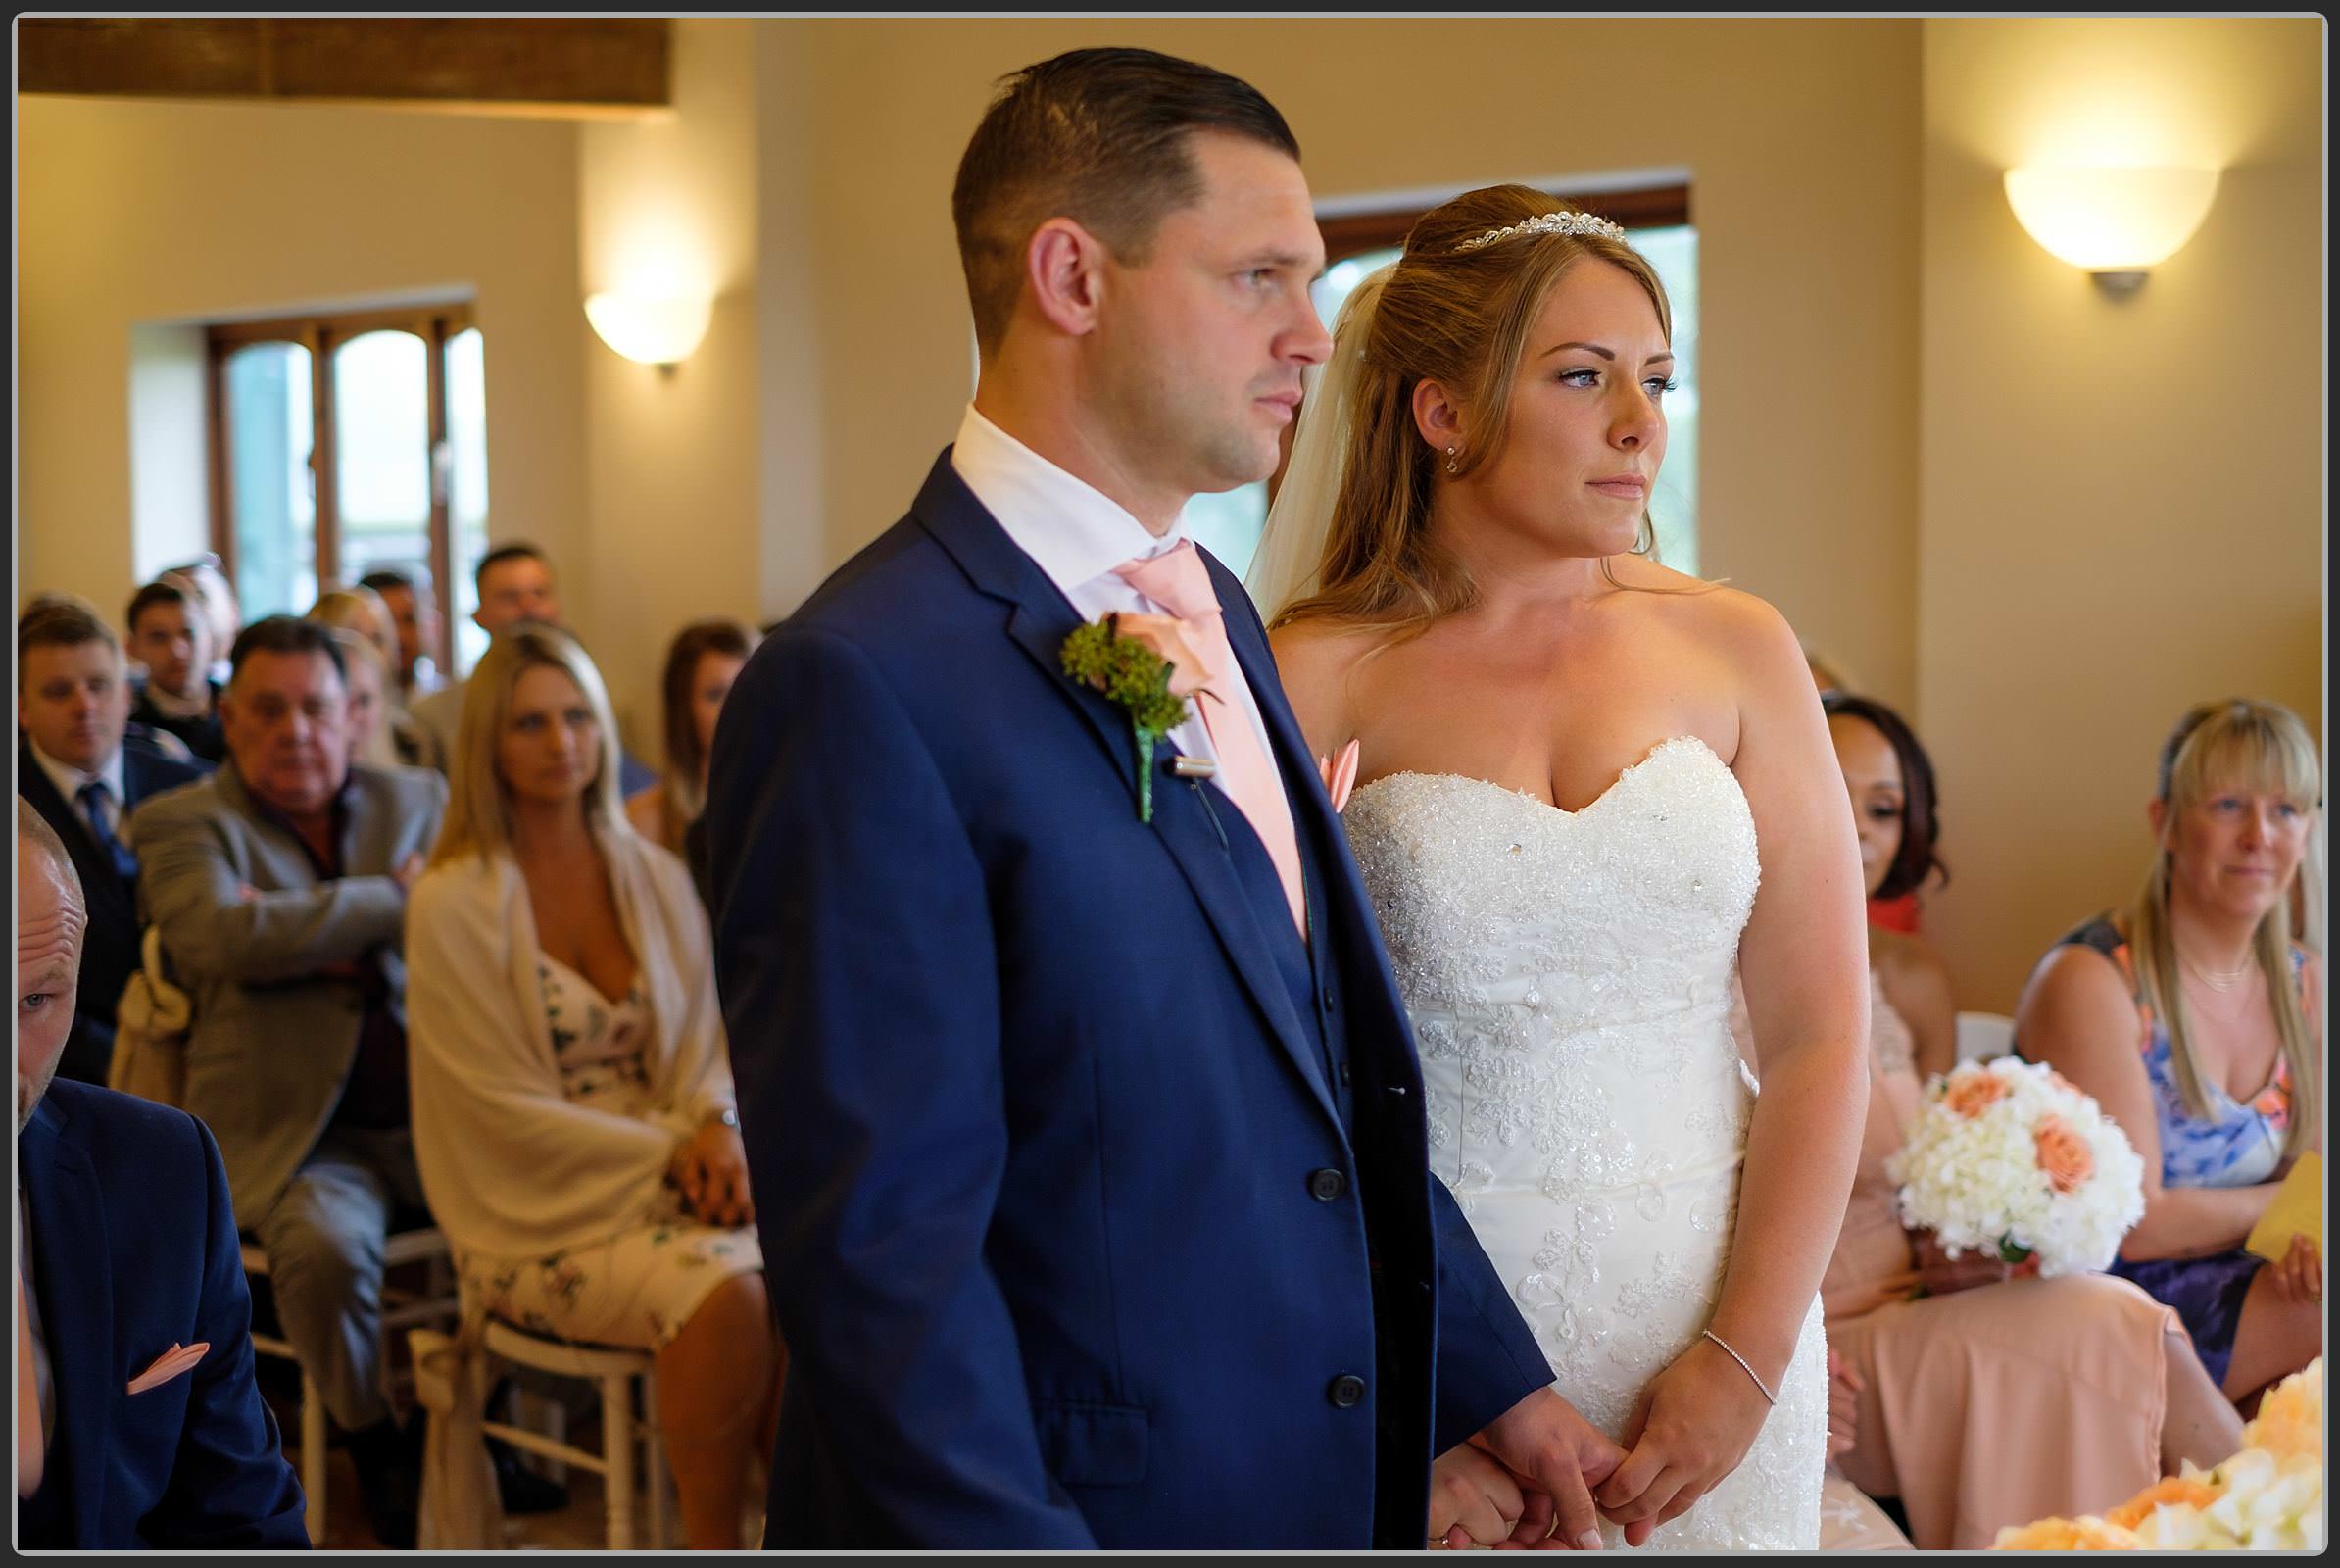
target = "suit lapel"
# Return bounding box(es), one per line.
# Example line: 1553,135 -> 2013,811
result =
21,1098 -> 116,1544
1212,556 -> 1424,1074
913,453 -> 1340,1129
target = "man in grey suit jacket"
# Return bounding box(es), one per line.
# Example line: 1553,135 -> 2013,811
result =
132,615 -> 447,1548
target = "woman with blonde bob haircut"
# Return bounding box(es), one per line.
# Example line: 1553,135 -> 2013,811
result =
310,584 -> 439,770
1256,185 -> 1868,1548
405,624 -> 783,1548
2018,698 -> 2323,1413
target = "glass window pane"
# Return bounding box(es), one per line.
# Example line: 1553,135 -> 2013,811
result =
224,341 -> 317,617
444,327 -> 490,675
331,331 -> 432,609
1631,224 -> 1700,574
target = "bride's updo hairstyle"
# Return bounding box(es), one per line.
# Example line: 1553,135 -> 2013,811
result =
1273,185 -> 1674,635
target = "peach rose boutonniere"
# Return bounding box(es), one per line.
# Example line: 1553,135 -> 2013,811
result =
1060,612 -> 1205,824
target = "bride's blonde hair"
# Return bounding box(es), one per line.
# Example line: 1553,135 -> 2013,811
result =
1272,185 -> 1674,637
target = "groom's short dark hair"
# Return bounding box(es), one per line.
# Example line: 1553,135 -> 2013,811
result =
951,46 -> 1301,357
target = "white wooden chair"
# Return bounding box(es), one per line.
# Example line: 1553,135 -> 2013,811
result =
411,1317 -> 677,1549
1955,1010 -> 2017,1064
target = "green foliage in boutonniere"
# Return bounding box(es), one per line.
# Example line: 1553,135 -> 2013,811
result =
1061,613 -> 1191,823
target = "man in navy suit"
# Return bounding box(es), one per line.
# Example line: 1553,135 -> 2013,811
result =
707,47 -> 1629,1550
16,798 -> 307,1547
17,597 -> 210,1089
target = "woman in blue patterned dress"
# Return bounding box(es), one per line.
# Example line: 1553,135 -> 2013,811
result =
2017,698 -> 2322,1412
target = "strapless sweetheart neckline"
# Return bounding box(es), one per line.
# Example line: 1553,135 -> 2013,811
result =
1344,733 -> 1731,821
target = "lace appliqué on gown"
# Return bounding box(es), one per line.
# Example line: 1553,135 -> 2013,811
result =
1346,737 -> 1827,1550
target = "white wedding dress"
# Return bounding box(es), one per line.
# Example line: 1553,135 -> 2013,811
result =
1344,735 -> 1827,1550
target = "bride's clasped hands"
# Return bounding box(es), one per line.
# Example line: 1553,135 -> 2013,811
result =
1593,1330 -> 1783,1534
1427,1386 -> 1662,1550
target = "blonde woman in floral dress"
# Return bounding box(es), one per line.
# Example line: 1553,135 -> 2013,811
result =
1809,693 -> 2240,1549
406,624 -> 783,1548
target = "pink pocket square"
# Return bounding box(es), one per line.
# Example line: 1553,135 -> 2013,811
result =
126,1341 -> 209,1395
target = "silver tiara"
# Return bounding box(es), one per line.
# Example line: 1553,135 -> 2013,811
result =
1453,210 -> 1627,253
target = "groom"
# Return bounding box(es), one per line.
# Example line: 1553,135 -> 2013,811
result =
707,46 -> 1625,1549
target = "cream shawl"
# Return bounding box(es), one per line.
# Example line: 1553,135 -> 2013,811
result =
403,823 -> 737,1265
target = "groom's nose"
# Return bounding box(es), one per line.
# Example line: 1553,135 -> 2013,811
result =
1282,297 -> 1334,367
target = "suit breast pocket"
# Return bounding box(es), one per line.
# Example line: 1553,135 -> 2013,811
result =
1030,1397 -> 1149,1488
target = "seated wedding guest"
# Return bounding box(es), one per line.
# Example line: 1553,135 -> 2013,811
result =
625,618 -> 756,856
131,615 -> 448,1548
160,556 -> 242,686
406,623 -> 780,1550
409,543 -> 655,796
125,579 -> 227,763
309,589 -> 437,770
17,598 -> 209,1087
1807,692 -> 2242,1548
15,799 -> 308,1547
357,566 -> 442,703
2017,697 -> 2323,1414
318,627 -> 401,771
1798,649 -> 1920,937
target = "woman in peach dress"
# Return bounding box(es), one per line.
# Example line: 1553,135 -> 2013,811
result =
1807,693 -> 2244,1548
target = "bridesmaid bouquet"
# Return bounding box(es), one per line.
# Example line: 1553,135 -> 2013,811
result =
1992,1358 -> 2323,1550
1886,1056 -> 2145,1279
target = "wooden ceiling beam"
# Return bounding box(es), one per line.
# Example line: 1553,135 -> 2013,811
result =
17,19 -> 671,119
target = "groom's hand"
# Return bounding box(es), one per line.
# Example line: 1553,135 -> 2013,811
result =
1471,1385 -> 1644,1549
1429,1440 -> 1526,1548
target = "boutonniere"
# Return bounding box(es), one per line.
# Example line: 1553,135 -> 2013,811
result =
1060,612 -> 1207,823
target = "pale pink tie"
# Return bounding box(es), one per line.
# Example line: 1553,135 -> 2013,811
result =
1115,540 -> 1307,938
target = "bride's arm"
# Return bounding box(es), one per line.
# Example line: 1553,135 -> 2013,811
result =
1596,596 -> 1870,1530
1709,599 -> 1870,1369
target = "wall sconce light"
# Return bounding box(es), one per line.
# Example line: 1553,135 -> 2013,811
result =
2003,166 -> 2220,297
584,290 -> 712,370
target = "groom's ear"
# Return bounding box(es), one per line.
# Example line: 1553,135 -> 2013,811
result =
1025,219 -> 1109,339
1412,378 -> 1465,456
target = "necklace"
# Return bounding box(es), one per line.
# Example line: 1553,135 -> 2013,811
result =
2176,948 -> 2257,993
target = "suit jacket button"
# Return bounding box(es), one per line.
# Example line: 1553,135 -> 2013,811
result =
1308,1168 -> 1347,1201
1328,1374 -> 1367,1408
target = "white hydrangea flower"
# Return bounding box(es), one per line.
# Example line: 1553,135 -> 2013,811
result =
1886,1057 -> 2145,1278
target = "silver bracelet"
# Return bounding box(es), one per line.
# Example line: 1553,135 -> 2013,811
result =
1701,1328 -> 1779,1406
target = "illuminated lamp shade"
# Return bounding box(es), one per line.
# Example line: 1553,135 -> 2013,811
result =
584,290 -> 712,368
2002,167 -> 2219,297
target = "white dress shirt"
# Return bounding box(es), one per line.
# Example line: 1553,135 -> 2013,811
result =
27,740 -> 129,845
950,405 -> 1287,808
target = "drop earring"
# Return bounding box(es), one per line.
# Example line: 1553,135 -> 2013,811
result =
1444,445 -> 1459,474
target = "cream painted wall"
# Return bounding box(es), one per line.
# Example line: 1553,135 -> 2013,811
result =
578,17 -> 763,761
17,95 -> 587,643
756,17 -> 1925,708
124,322 -> 211,583
1918,18 -> 2325,1010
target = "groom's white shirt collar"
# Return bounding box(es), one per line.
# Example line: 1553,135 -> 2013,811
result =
947,404 -> 1285,799
950,405 -> 1187,599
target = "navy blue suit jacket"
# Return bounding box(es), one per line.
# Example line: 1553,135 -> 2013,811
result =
16,728 -> 211,1087
17,1079 -> 307,1548
706,452 -> 1549,1549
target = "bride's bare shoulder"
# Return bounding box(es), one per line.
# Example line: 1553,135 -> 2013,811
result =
1613,556 -> 1795,646
1267,615 -> 1387,745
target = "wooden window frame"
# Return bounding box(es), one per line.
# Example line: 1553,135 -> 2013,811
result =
206,301 -> 476,674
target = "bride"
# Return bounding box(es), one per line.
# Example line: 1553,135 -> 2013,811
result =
1256,187 -> 1867,1549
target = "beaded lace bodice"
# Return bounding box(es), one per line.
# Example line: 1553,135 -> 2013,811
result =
1344,736 -> 1826,1550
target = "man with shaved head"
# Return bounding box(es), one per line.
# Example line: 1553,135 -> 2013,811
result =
15,799 -> 306,1547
